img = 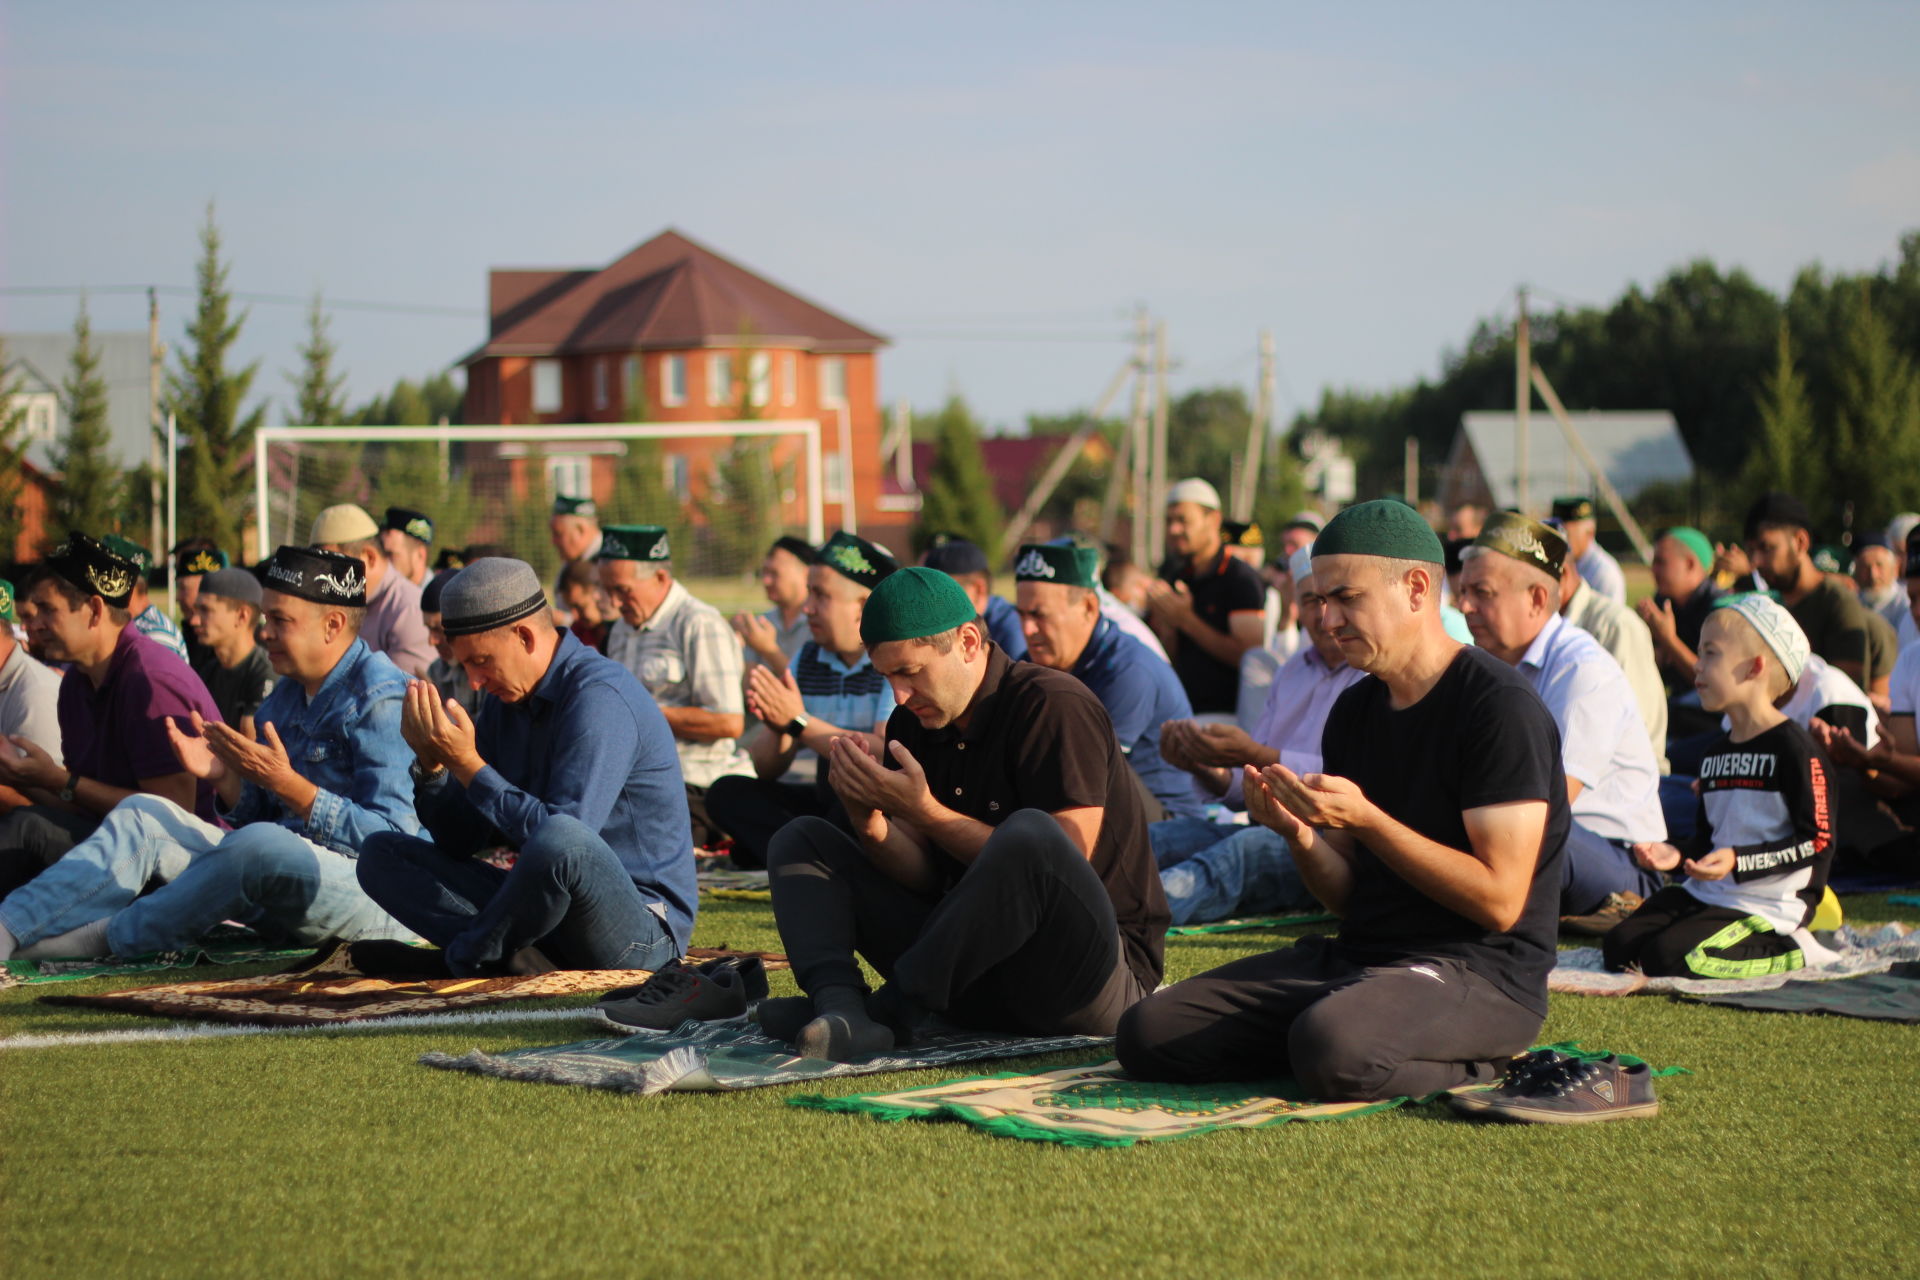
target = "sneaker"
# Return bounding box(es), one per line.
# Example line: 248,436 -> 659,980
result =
1560,891 -> 1645,937
596,958 -> 750,1032
1448,1051 -> 1659,1124
600,954 -> 769,1004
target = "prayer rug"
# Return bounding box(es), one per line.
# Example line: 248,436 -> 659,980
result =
418,1016 -> 1109,1095
1678,964 -> 1920,1023
37,946 -> 787,1026
791,1043 -> 1686,1147
1,942 -> 310,989
697,868 -> 773,900
1166,912 -> 1334,936
1547,923 -> 1920,998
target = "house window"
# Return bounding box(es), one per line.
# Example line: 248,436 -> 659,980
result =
666,453 -> 692,501
661,355 -> 686,407
532,359 -> 563,414
20,393 -> 57,442
824,452 -> 847,503
748,352 -> 771,409
593,358 -> 610,411
548,454 -> 592,501
707,354 -> 733,408
819,357 -> 846,406
622,356 -> 641,414
781,352 -> 797,406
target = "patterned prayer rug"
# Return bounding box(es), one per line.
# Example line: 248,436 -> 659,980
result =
1547,923 -> 1919,997
1,943 -> 310,989
38,946 -> 787,1026
419,1016 -> 1109,1094
1165,912 -> 1334,936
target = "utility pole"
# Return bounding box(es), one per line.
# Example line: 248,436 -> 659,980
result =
1515,286 -> 1530,514
1236,330 -> 1274,520
1404,436 -> 1419,506
1128,307 -> 1151,567
148,288 -> 163,560
1148,319 -> 1169,564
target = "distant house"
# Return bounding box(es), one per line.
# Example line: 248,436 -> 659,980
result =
1438,410 -> 1694,513
3,330 -> 153,560
881,432 -> 1119,550
459,230 -> 894,553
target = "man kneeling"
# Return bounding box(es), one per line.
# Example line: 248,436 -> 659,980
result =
1117,501 -> 1569,1101
766,567 -> 1168,1061
357,558 -> 695,975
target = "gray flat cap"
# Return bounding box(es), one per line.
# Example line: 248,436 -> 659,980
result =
440,557 -> 549,637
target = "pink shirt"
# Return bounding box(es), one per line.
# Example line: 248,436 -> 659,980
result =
1224,643 -> 1367,805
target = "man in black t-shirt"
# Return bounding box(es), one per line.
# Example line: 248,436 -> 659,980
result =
1147,477 -> 1266,714
188,568 -> 276,737
1744,492 -> 1869,688
1119,500 -> 1570,1101
765,567 -> 1169,1062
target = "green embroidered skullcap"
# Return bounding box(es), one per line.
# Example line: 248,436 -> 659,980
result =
818,531 -> 898,590
597,524 -> 670,563
1013,543 -> 1097,590
383,506 -> 435,546
1550,495 -> 1595,522
860,566 -> 979,646
100,533 -> 153,572
177,545 -> 229,576
552,495 -> 598,519
1473,511 -> 1567,581
0,578 -> 13,622
1312,499 -> 1444,565
1659,526 -> 1714,573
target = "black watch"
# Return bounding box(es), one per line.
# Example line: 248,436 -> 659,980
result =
783,712 -> 811,737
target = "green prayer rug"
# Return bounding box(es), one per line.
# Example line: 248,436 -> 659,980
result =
0,943 -> 309,988
790,1042 -> 1686,1147
1165,912 -> 1334,936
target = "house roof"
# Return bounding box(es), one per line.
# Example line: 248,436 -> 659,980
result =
889,435 -> 1092,514
1452,410 -> 1694,509
468,229 -> 887,362
3,331 -> 155,474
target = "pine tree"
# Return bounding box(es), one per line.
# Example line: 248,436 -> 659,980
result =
701,441 -> 784,573
165,204 -> 265,555
49,297 -> 123,544
0,337 -> 30,560
916,394 -> 1002,564
287,293 -> 348,426
611,438 -> 691,561
1744,320 -> 1822,511
1829,285 -> 1920,530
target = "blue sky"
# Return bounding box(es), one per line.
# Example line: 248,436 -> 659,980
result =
4,1 -> 1916,432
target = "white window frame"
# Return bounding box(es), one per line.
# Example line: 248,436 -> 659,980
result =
622,355 -> 641,411
707,353 -> 733,408
661,355 -> 686,408
823,451 -> 848,503
781,352 -> 797,406
748,352 -> 771,409
532,359 -> 563,414
548,453 -> 592,501
667,452 -> 692,501
819,356 -> 846,407
592,358 -> 610,411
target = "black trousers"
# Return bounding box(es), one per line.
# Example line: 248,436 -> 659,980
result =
0,806 -> 99,901
705,775 -> 844,871
767,810 -> 1143,1036
1114,937 -> 1541,1101
1603,885 -> 1803,977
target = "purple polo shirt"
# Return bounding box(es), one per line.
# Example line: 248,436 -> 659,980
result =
56,628 -> 225,823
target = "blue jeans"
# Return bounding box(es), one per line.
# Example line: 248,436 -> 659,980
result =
1561,821 -> 1664,916
1150,816 -> 1240,871
0,794 -> 411,952
357,815 -> 676,976
1158,824 -> 1316,926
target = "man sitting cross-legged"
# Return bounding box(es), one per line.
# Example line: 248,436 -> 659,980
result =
764,567 -> 1169,1062
1117,500 -> 1569,1102
357,558 -> 695,975
1012,540 -> 1201,822
1148,542 -> 1366,924
0,547 -> 418,960
705,532 -> 898,870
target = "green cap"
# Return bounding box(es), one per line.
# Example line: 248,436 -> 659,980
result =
1312,500 -> 1444,565
597,524 -> 670,563
100,533 -> 153,572
1013,543 -> 1097,590
1660,526 -> 1714,572
177,546 -> 229,576
1551,496 -> 1595,522
860,566 -> 979,646
0,578 -> 13,623
552,495 -> 598,519
818,531 -> 898,590
1472,511 -> 1567,581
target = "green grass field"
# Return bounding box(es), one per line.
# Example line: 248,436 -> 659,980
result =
3,894 -> 1913,1279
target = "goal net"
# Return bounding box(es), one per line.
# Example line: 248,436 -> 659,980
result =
253,421 -> 826,587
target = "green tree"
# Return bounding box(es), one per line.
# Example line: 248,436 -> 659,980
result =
1742,321 -> 1821,511
165,205 -> 264,554
49,297 -> 123,544
915,394 -> 1001,563
1828,284 -> 1920,530
700,441 -> 785,573
0,337 -> 30,560
611,438 -> 691,562
287,293 -> 348,426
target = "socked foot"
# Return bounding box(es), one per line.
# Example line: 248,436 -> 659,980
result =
792,1012 -> 896,1063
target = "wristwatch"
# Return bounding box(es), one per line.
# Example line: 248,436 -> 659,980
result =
783,712 -> 811,737
57,771 -> 78,804
410,760 -> 448,784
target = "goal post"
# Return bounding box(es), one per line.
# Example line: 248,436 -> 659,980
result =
253,419 -> 826,579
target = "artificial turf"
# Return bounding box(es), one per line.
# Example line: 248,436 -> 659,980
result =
2,895 -> 1913,1279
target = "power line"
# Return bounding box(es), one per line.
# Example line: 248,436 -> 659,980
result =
0,284 -> 478,318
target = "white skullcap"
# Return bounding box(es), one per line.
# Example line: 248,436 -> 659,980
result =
1717,594 -> 1811,688
1165,477 -> 1222,510
1289,542 -> 1315,584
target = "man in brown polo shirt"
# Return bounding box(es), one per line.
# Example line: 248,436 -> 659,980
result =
764,567 -> 1168,1061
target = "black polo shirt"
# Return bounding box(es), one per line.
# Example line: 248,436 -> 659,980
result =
1159,546 -> 1265,713
1658,580 -> 1724,695
883,643 -> 1169,990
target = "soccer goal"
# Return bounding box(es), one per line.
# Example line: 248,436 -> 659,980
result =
252,420 -> 826,581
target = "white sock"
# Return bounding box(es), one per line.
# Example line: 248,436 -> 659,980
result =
16,917 -> 113,961
0,922 -> 15,962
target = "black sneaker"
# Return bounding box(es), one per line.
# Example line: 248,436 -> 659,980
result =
599,954 -> 768,1004
596,958 -> 750,1032
1448,1050 -> 1659,1124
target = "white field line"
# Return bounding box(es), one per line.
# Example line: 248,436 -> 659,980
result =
0,1006 -> 593,1051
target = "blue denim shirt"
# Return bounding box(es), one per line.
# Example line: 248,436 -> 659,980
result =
1071,617 -> 1204,819
224,638 -> 420,855
416,629 -> 697,952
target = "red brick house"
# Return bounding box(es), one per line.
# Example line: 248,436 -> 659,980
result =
460,229 -> 893,550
